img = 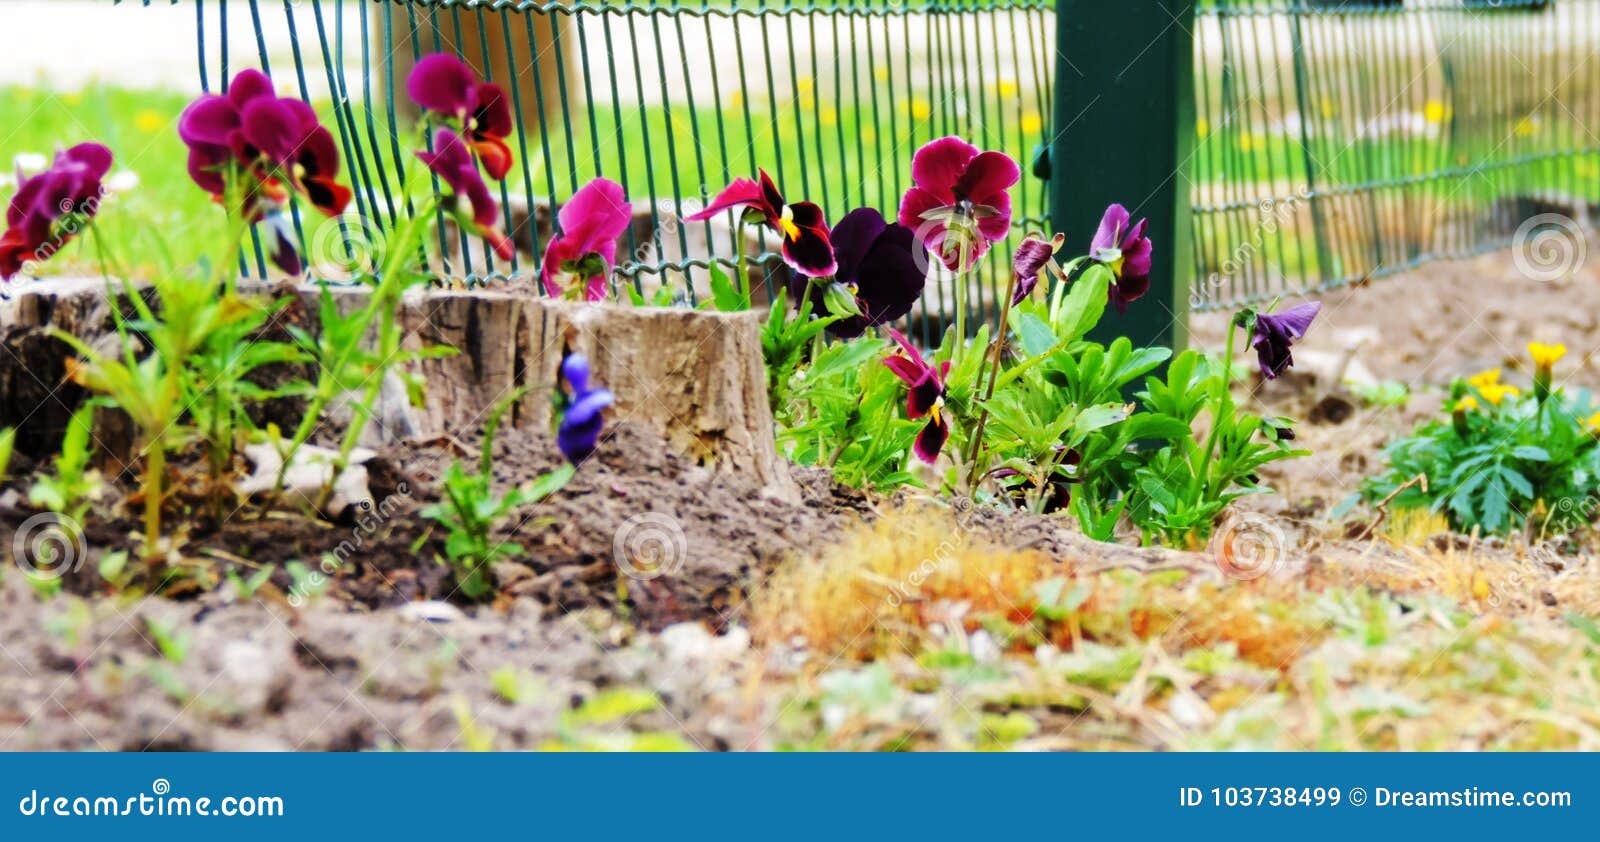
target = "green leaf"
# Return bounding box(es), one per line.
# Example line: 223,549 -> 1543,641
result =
708,263 -> 749,312
1015,311 -> 1058,357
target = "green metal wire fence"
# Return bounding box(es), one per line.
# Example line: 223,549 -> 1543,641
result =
1193,0 -> 1600,312
122,0 -> 1600,330
138,0 -> 1056,348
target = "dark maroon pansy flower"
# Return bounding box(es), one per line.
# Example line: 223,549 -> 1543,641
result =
541,178 -> 631,301
0,142 -> 113,281
1011,232 -> 1064,305
898,136 -> 1019,272
406,54 -> 515,181
788,207 -> 927,339
417,129 -> 515,261
1090,203 -> 1153,314
557,353 -> 615,465
883,328 -> 952,464
689,169 -> 836,277
1249,301 -> 1321,380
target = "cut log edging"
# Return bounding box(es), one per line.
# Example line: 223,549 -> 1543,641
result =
0,277 -> 798,500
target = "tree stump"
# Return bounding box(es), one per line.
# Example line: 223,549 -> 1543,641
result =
0,278 -> 798,501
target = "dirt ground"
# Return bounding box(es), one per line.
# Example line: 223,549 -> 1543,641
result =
3,244 -> 1600,751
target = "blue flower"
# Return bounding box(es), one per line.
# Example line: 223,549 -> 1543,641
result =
557,353 -> 614,465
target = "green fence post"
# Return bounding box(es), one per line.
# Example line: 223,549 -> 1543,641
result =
1051,0 -> 1195,352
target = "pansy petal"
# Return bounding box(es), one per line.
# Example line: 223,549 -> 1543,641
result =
472,136 -> 514,182
226,69 -> 275,107
896,186 -> 947,239
910,136 -> 978,196
471,83 -> 515,139
757,169 -> 785,214
179,95 -> 240,147
913,416 -> 950,464
975,191 -> 1013,242
407,53 -> 477,116
687,177 -> 767,221
781,207 -> 837,276
1091,203 -> 1130,254
558,177 -> 631,253
952,150 -> 1020,202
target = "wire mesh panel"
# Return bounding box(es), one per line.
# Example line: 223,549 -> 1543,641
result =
147,0 -> 1055,344
1191,0 -> 1600,312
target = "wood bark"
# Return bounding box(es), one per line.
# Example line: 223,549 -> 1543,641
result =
0,278 -> 797,500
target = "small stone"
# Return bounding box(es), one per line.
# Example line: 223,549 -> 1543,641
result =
397,601 -> 467,624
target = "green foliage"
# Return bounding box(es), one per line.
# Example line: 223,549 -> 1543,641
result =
26,405 -> 102,529
1359,380 -> 1600,535
422,390 -> 574,599
769,250 -> 1308,547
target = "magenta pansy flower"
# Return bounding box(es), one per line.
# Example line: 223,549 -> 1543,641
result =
0,142 -> 113,281
1090,203 -> 1153,314
178,69 -> 351,223
883,328 -> 952,464
897,136 -> 1019,271
789,207 -> 926,338
406,54 -> 515,181
689,169 -> 835,277
541,178 -> 631,301
1250,301 -> 1321,380
416,129 -> 514,261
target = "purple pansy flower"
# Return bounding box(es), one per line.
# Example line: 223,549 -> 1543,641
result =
898,136 -> 1019,271
1011,232 -> 1064,305
416,129 -> 515,261
0,142 -> 113,281
557,353 -> 615,464
883,328 -> 952,464
789,207 -> 927,338
1090,203 -> 1153,314
406,54 -> 516,181
1250,301 -> 1321,379
689,169 -> 836,277
541,178 -> 631,301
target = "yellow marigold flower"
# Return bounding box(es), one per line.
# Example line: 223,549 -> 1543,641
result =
1585,412 -> 1600,433
1467,368 -> 1501,390
1528,342 -> 1567,368
1477,383 -> 1520,406
1454,396 -> 1480,413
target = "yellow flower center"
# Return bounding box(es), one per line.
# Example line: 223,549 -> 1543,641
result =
778,205 -> 800,241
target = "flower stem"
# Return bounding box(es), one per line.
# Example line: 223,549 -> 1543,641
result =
964,269 -> 1020,490
734,221 -> 750,307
